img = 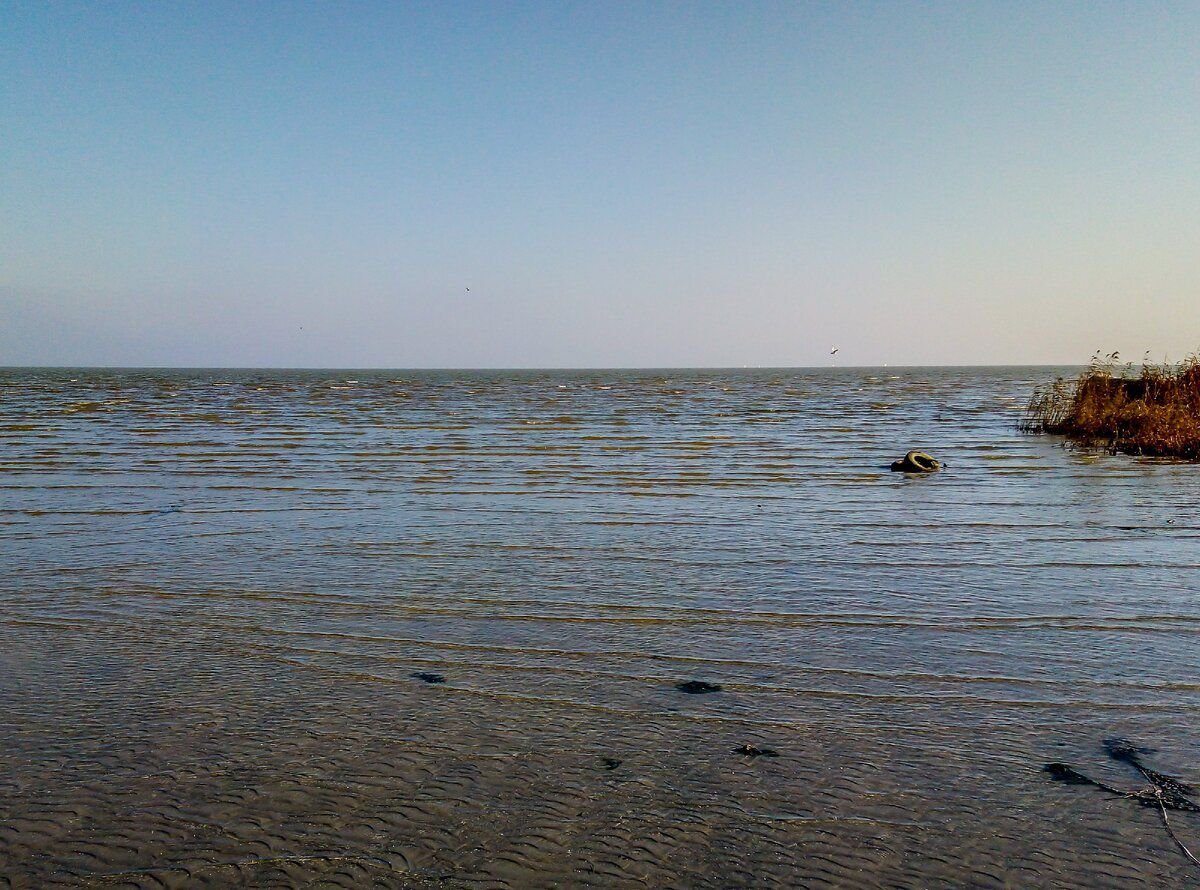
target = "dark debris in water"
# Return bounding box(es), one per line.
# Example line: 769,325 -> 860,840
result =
734,743 -> 778,758
1045,737 -> 1200,868
676,680 -> 722,694
1043,762 -> 1098,786
889,450 -> 942,473
412,672 -> 446,684
1104,738 -> 1195,797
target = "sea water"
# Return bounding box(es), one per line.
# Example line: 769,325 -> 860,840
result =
3,367 -> 1198,886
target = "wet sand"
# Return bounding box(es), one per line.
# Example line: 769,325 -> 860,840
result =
4,368 -> 1200,887
5,618 -> 1199,888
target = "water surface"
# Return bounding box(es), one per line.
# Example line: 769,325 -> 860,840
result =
3,367 -> 1199,887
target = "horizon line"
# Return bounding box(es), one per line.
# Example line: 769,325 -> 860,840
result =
1,363 -> 1085,372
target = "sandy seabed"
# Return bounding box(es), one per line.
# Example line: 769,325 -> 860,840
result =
2,619 -> 1197,889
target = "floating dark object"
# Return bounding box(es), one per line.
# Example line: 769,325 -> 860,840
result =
735,743 -> 778,757
1045,738 -> 1200,868
601,757 -> 622,770
890,450 -> 941,473
676,680 -> 722,694
412,672 -> 446,684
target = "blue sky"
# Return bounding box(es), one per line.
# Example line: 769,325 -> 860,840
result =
2,1 -> 1198,367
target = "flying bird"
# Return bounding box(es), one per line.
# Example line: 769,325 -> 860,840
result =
830,346 -> 839,355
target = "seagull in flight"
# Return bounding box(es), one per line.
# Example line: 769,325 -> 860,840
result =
830,346 -> 839,355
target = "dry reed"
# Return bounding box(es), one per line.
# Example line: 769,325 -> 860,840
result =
1023,351 -> 1200,459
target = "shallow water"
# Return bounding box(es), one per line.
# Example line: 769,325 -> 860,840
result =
3,367 -> 1200,887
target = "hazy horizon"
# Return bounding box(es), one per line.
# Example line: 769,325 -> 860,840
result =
3,361 -> 1088,372
4,2 -> 1198,368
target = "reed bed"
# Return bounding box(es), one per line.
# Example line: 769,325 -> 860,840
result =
1023,352 -> 1200,459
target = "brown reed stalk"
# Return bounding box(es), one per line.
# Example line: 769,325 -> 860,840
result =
1023,351 -> 1200,459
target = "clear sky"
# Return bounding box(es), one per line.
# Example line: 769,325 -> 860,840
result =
2,1 -> 1198,367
